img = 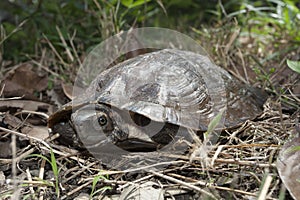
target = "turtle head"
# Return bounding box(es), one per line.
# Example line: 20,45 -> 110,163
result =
49,102 -> 160,152
70,103 -> 129,147
48,102 -> 126,148
73,103 -> 165,151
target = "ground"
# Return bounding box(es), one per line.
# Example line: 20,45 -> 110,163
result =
0,1 -> 300,199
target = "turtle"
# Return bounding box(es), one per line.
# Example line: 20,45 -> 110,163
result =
48,49 -> 267,152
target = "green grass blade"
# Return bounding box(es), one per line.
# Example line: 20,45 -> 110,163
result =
287,59 -> 300,74
206,109 -> 225,136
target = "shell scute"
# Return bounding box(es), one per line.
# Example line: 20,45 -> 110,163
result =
50,49 -> 267,132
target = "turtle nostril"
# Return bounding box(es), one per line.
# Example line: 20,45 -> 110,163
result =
130,112 -> 151,127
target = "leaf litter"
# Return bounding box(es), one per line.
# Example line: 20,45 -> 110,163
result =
0,46 -> 299,199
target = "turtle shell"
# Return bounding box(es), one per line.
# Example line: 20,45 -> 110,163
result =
48,49 -> 267,149
74,49 -> 265,129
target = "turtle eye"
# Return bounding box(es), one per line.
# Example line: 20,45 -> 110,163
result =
98,115 -> 108,126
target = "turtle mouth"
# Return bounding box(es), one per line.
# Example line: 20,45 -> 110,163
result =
115,139 -> 160,152
77,127 -> 127,149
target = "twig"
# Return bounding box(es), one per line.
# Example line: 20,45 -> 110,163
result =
118,174 -> 154,190
150,170 -> 218,200
213,158 -> 276,168
56,26 -> 74,62
61,180 -> 92,200
69,30 -> 82,66
11,133 -> 17,194
26,168 -> 35,196
121,160 -> 186,174
258,174 -> 273,200
39,146 -> 86,164
38,159 -> 46,200
16,110 -> 49,120
0,96 -> 24,101
29,58 -> 62,78
62,162 -> 95,183
168,172 -> 261,198
0,147 -> 35,164
288,88 -> 300,104
0,20 -> 27,46
0,127 -> 51,149
42,33 -> 68,66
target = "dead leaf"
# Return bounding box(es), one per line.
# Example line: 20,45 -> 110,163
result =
0,141 -> 11,158
2,63 -> 48,99
22,126 -> 49,140
2,112 -> 23,129
0,100 -> 54,115
277,132 -> 300,200
48,82 -> 77,107
62,82 -> 73,100
119,181 -> 164,200
74,193 -> 90,200
62,82 -> 84,100
47,84 -> 67,108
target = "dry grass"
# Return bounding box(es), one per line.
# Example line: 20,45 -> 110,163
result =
0,19 -> 299,200
0,97 -> 297,199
